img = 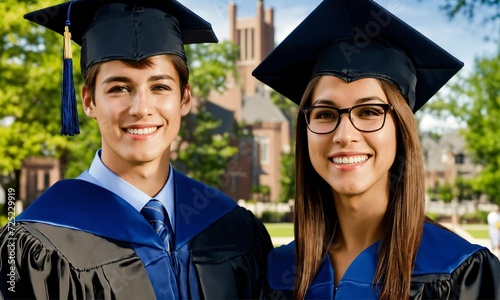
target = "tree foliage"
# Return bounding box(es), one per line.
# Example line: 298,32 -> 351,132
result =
173,41 -> 239,189
441,0 -> 500,23
185,41 -> 239,98
425,50 -> 500,204
279,150 -> 295,203
433,0 -> 500,42
427,177 -> 478,203
176,110 -> 238,189
0,0 -> 79,184
271,90 -> 298,203
421,0 -> 500,204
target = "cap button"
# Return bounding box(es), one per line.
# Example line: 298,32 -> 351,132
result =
341,69 -> 354,76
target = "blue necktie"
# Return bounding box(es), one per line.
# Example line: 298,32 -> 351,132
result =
141,199 -> 174,252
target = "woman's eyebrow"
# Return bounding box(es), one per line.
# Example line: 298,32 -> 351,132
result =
312,96 -> 386,106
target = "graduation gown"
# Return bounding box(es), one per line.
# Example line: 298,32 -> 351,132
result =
0,170 -> 273,299
265,222 -> 500,299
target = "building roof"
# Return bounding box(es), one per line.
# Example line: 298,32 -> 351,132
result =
241,86 -> 288,124
440,131 -> 466,153
205,101 -> 235,134
421,130 -> 469,172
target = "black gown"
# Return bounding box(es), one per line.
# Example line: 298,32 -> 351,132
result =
0,170 -> 273,299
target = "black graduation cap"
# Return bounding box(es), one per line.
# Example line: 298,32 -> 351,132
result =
24,0 -> 218,135
252,0 -> 463,112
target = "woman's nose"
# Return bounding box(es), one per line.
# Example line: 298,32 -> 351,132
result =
332,113 -> 359,144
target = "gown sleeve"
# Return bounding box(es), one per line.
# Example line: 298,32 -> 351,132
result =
190,206 -> 274,299
451,249 -> 500,299
411,248 -> 500,299
0,222 -> 155,300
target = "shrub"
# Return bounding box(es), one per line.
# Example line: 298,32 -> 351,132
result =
261,210 -> 286,223
461,211 -> 489,224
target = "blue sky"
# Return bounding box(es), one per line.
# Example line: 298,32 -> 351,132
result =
178,0 -> 497,74
179,0 -> 498,131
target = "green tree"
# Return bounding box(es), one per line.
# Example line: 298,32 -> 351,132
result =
186,41 -> 239,98
438,181 -> 454,203
427,180 -> 440,201
439,0 -> 500,23
0,0 -> 81,190
270,90 -> 298,203
279,150 -> 295,203
63,120 -> 101,178
417,0 -> 500,206
421,0 -> 500,42
454,176 -> 478,201
426,50 -> 500,204
173,41 -> 239,189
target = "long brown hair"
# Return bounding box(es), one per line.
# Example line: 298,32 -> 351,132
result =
293,77 -> 425,299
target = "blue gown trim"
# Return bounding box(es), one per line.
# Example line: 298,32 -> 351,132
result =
173,170 -> 238,248
15,169 -> 238,299
267,222 -> 485,299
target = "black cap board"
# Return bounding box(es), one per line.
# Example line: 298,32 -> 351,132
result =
252,0 -> 464,112
24,0 -> 218,74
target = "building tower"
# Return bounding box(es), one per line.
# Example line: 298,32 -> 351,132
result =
229,0 -> 274,96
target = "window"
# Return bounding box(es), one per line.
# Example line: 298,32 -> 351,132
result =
455,153 -> 465,165
255,135 -> 270,165
44,170 -> 50,190
230,174 -> 238,192
250,28 -> 254,59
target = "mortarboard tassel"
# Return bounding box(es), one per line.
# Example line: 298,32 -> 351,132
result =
61,5 -> 79,136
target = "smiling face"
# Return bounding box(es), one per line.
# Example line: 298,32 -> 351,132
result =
82,55 -> 190,173
306,75 -> 397,199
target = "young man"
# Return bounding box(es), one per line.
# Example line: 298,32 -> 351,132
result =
0,1 -> 272,299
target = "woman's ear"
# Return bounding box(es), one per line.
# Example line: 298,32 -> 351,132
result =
82,85 -> 96,118
180,84 -> 191,117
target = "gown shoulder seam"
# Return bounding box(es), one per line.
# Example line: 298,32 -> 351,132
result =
20,222 -> 139,272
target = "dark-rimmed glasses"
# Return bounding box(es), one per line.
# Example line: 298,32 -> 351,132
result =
302,103 -> 393,134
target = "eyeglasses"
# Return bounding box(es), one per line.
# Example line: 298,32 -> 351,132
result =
302,103 -> 393,134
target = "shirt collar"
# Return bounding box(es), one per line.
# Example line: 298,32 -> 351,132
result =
77,150 -> 175,227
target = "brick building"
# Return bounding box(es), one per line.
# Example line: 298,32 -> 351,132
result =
205,1 -> 290,202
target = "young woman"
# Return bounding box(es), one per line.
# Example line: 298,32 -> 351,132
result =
253,0 -> 500,299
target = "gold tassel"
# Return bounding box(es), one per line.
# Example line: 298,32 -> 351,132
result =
64,26 -> 72,59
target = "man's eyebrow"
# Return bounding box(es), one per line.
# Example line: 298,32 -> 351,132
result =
148,74 -> 176,82
102,76 -> 131,84
101,74 -> 176,85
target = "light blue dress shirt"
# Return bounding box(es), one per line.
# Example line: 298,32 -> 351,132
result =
77,149 -> 175,229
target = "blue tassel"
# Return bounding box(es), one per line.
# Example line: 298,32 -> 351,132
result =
61,3 -> 79,136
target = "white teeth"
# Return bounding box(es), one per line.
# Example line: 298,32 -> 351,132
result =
127,127 -> 158,135
332,155 -> 368,165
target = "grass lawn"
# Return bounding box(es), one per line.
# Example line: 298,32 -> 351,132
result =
461,224 -> 490,239
264,222 -> 294,238
264,222 -> 492,240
